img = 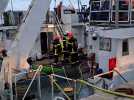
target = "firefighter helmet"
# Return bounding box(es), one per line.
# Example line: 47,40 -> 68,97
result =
67,32 -> 73,38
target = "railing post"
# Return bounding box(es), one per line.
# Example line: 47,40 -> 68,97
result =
14,76 -> 17,100
9,62 -> 13,100
37,71 -> 41,100
74,80 -> 77,100
50,75 -> 54,100
22,65 -> 42,100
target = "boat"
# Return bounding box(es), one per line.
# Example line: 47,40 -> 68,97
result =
0,0 -> 134,100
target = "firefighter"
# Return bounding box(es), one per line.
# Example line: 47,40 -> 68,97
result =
60,32 -> 80,79
67,32 -> 78,52
62,35 -> 67,51
66,32 -> 78,63
53,35 -> 62,63
62,35 -> 69,61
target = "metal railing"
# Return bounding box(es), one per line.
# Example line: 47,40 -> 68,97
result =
94,69 -> 128,83
51,74 -> 134,99
22,65 -> 43,100
16,65 -> 134,100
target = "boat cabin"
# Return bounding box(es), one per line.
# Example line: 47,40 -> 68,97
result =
88,27 -> 134,72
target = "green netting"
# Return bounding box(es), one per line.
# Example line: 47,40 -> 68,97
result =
32,65 -> 64,74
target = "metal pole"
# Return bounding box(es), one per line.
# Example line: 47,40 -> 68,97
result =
84,26 -> 88,50
51,75 -> 54,100
55,0 -> 56,7
14,76 -> 17,100
115,0 -> 119,27
37,71 -> 41,100
9,63 -> 13,100
78,0 -> 80,12
74,80 -> 77,100
129,0 -> 132,24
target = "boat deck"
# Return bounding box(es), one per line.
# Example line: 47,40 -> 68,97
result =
80,94 -> 133,100
81,94 -> 114,100
114,81 -> 134,91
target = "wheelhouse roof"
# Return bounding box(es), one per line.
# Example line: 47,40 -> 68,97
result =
97,27 -> 134,39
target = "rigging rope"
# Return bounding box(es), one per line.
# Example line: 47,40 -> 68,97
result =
67,0 -> 75,9
29,65 -> 134,100
78,79 -> 134,99
53,79 -> 71,100
51,74 -> 134,99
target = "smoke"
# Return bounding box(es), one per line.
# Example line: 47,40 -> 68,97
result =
0,0 -> 9,13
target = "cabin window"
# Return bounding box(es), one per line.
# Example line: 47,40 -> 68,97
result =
101,0 -> 110,10
91,1 -> 100,11
90,0 -> 110,21
112,0 -> 129,22
112,0 -> 129,10
132,12 -> 134,21
99,37 -> 111,51
122,39 -> 129,56
91,0 -> 110,11
6,29 -> 17,40
119,0 -> 129,10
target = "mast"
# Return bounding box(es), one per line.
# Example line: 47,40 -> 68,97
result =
115,0 -> 119,27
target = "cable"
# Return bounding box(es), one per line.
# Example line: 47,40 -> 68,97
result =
31,65 -> 134,100
113,69 -> 128,83
53,80 -> 71,100
23,0 -> 36,23
78,79 -> 134,99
